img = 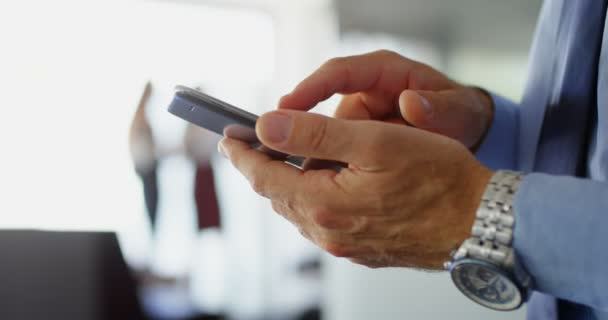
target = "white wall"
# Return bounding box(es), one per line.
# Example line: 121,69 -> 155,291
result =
446,47 -> 529,101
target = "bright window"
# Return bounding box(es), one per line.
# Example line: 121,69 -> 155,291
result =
0,0 -> 274,231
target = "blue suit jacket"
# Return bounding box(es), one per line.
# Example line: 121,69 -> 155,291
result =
476,0 -> 608,319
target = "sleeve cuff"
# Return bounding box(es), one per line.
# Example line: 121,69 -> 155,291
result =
475,93 -> 519,170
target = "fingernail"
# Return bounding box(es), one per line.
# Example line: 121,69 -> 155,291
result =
217,141 -> 227,158
261,112 -> 292,144
418,93 -> 433,116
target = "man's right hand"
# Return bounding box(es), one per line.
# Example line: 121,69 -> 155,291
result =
278,50 -> 494,149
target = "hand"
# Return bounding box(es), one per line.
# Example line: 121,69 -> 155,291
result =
219,111 -> 493,270
279,50 -> 494,149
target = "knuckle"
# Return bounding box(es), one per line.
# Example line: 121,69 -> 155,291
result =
351,216 -> 372,234
311,208 -> 341,230
365,128 -> 391,154
273,199 -> 305,226
322,241 -> 352,258
248,160 -> 281,198
283,197 -> 298,213
308,118 -> 329,153
298,227 -> 312,241
323,57 -> 344,69
373,49 -> 398,59
249,176 -> 268,197
349,258 -> 382,269
271,201 -> 285,215
227,149 -> 243,167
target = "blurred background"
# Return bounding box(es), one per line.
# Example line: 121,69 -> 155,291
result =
0,0 -> 542,319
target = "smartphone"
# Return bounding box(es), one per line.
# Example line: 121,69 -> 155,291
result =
168,85 -> 305,167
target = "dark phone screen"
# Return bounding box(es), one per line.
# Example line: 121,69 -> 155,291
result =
169,88 -> 258,143
168,86 -> 303,166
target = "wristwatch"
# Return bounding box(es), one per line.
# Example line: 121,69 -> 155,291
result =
445,170 -> 530,311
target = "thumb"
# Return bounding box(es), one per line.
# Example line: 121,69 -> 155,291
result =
399,89 -> 491,148
255,110 -> 390,168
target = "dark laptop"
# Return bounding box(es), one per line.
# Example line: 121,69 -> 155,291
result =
0,230 -> 145,320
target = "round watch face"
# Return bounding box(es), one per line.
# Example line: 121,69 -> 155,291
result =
450,259 -> 523,311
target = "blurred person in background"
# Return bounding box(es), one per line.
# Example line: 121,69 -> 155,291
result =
130,82 -> 321,320
184,123 -> 222,231
129,81 -> 160,229
130,83 -> 226,319
129,83 -> 222,240
220,0 -> 608,319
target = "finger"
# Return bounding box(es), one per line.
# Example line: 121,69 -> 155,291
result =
279,50 -> 411,111
271,200 -> 309,231
399,89 -> 488,148
219,138 -> 303,198
219,137 -> 344,204
333,92 -> 401,121
255,109 -> 402,168
333,94 -> 372,120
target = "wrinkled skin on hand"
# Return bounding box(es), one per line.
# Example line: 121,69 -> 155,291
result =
219,50 -> 495,270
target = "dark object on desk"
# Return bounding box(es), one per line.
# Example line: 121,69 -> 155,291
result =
0,230 -> 145,320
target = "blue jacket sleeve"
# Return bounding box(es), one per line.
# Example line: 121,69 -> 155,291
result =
514,173 -> 608,311
475,93 -> 608,310
475,93 -> 519,170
